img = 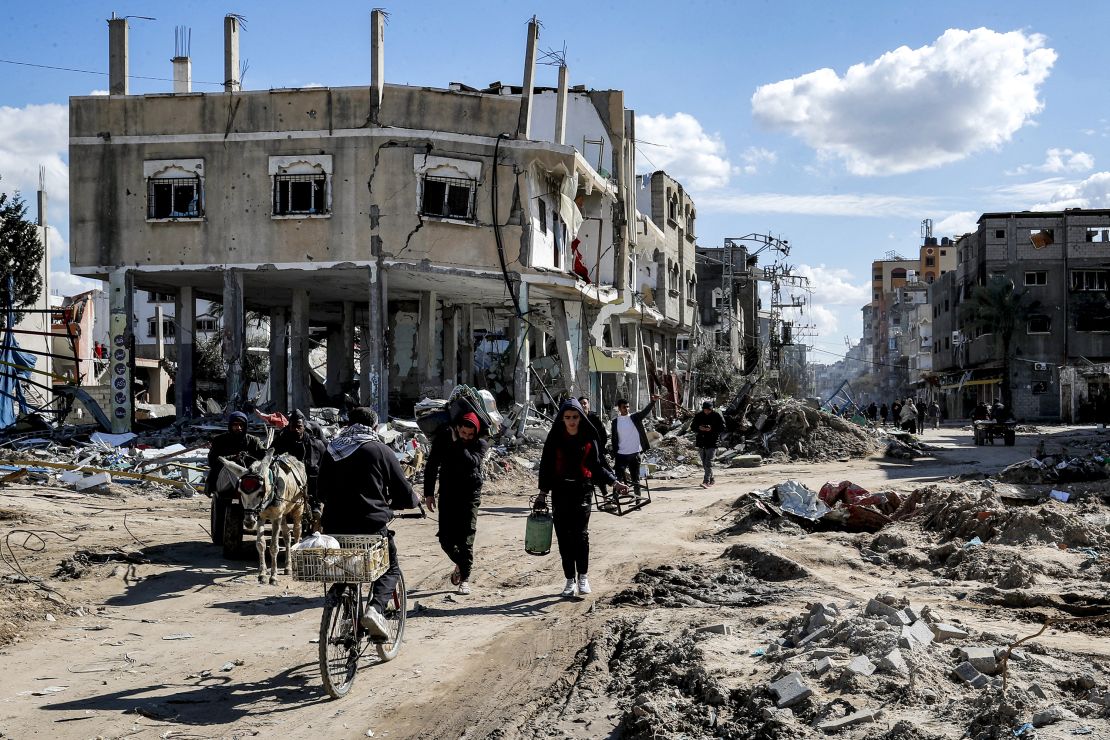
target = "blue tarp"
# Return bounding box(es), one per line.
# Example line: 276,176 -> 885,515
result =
0,276 -> 36,429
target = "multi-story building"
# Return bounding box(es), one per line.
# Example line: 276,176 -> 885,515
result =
694,243 -> 759,372
69,13 -> 655,429
930,209 -> 1110,421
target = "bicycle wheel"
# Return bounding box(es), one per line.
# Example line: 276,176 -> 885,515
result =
374,569 -> 407,662
319,583 -> 360,698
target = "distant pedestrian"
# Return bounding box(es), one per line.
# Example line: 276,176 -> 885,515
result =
692,401 -> 726,488
891,401 -> 902,426
578,397 -> 613,499
900,398 -> 918,434
880,403 -> 889,426
867,402 -> 878,423
930,400 -> 941,429
916,400 -> 926,432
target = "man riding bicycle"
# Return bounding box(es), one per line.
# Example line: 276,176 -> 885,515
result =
318,407 -> 420,639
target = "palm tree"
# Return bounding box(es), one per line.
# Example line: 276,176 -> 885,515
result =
958,276 -> 1040,408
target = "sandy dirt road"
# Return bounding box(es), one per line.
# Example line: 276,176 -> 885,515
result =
0,426 -> 1102,739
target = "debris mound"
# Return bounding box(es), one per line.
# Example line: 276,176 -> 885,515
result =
716,394 -> 880,463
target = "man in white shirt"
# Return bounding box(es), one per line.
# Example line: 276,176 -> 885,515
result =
609,395 -> 658,496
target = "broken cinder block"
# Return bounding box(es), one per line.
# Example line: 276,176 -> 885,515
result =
957,647 -> 999,675
879,648 -> 909,676
928,622 -> 968,643
846,655 -> 876,677
899,621 -> 935,651
769,671 -> 813,708
696,623 -> 733,636
865,598 -> 911,627
796,626 -> 828,648
818,709 -> 882,733
953,661 -> 988,689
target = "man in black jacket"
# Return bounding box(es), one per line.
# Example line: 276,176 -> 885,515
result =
423,412 -> 486,595
318,407 -> 420,637
610,395 -> 658,497
206,411 -> 266,496
692,401 -> 726,488
271,410 -> 326,520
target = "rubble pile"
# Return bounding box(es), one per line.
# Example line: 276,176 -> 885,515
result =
716,396 -> 881,463
999,456 -> 1108,485
731,479 -> 909,534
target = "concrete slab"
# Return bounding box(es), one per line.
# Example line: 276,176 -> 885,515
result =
847,655 -> 876,677
953,661 -> 988,689
813,657 -> 832,676
818,709 -> 882,733
769,671 -> 813,708
928,622 -> 968,643
957,647 -> 999,675
879,648 -> 909,676
797,626 -> 828,648
866,598 -> 911,626
696,623 -> 733,636
899,621 -> 935,650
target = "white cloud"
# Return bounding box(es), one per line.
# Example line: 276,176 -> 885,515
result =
934,211 -> 979,236
739,146 -> 777,175
1032,171 -> 1110,210
88,89 -> 109,96
636,112 -> 733,190
43,227 -> 100,297
793,264 -> 871,307
0,103 -> 68,212
986,176 -> 1071,204
1007,147 -> 1094,175
698,191 -> 933,217
751,28 -> 1056,175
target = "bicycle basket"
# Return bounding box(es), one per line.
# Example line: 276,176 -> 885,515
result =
291,534 -> 390,583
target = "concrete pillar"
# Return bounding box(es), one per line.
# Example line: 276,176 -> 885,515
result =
222,270 -> 245,409
108,16 -> 129,96
531,326 -> 546,358
108,269 -> 133,432
365,263 -> 388,416
417,290 -> 438,393
223,15 -> 240,93
268,308 -> 288,411
325,323 -> 343,398
370,9 -> 385,124
554,64 -> 568,145
444,305 -> 460,394
516,17 -> 539,139
154,305 -> 165,362
172,56 -> 191,93
290,289 -> 311,413
513,282 -> 530,416
340,300 -> 355,389
174,286 -> 196,418
460,305 -> 474,386
551,299 -> 579,394
359,320 -> 372,406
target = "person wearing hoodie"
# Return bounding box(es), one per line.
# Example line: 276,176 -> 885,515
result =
423,412 -> 487,596
535,399 -> 628,597
271,409 -> 327,517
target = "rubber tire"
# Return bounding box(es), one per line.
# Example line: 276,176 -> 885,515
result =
209,497 -> 226,546
319,584 -> 359,699
375,569 -> 407,662
222,504 -> 245,558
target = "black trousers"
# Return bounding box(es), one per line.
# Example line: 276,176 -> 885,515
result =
371,529 -> 400,613
437,492 -> 481,581
552,483 -> 592,579
614,452 -> 643,494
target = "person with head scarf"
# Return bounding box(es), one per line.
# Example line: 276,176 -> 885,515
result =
423,412 -> 487,595
535,399 -> 627,598
206,411 -> 266,496
317,407 -> 420,637
899,397 -> 919,433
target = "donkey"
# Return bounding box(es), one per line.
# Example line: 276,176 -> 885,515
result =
218,449 -> 308,584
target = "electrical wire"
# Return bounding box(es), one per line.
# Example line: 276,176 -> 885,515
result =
808,345 -> 920,370
0,57 -> 225,87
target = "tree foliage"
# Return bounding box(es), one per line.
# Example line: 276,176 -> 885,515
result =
0,182 -> 46,323
692,347 -> 744,403
958,276 -> 1040,407
195,335 -> 268,386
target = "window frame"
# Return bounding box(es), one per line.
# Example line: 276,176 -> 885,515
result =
420,174 -> 477,222
1023,271 -> 1048,286
269,155 -> 333,219
144,159 -> 205,222
146,317 -> 177,339
1026,315 -> 1051,334
1070,270 -> 1108,292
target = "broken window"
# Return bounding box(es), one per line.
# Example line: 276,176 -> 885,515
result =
196,317 -> 219,333
1085,228 -> 1110,242
538,199 -> 547,235
147,176 -> 202,219
1071,270 -> 1108,291
421,175 -> 475,220
1024,271 -> 1047,286
1027,315 -> 1050,334
1029,229 -> 1054,248
1076,312 -> 1109,332
274,174 -> 327,216
146,317 -> 177,338
147,291 -> 174,303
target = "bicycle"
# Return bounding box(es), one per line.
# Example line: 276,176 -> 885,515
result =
292,533 -> 408,699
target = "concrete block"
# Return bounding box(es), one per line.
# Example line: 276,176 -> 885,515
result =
846,655 -> 876,677
994,647 -> 1025,662
797,626 -> 828,648
1027,683 -> 1048,700
811,648 -> 848,659
813,657 -> 833,676
809,608 -> 837,631
1031,705 -> 1073,727
75,472 -> 112,491
899,621 -> 935,650
818,709 -> 882,733
865,598 -> 911,626
769,671 -> 812,708
729,454 -> 762,468
957,647 -> 999,675
879,648 -> 909,676
696,623 -> 733,636
953,661 -> 988,689
928,622 -> 968,643
902,604 -> 925,623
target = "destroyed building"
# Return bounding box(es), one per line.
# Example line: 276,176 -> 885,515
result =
67,13 -> 697,430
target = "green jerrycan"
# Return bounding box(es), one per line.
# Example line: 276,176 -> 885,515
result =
525,500 -> 553,556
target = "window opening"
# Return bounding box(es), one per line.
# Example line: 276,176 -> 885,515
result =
1024,271 -> 1047,286
1071,270 -> 1108,291
1027,315 -> 1050,334
274,174 -> 327,215
421,175 -> 475,220
148,176 -> 201,219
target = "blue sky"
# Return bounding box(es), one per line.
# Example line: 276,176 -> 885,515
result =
2,1 -> 1109,359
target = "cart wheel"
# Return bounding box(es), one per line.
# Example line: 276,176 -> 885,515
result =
319,584 -> 359,699
222,504 -> 244,558
375,570 -> 407,662
210,497 -> 226,546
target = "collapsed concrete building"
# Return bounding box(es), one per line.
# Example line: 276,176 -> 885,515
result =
69,13 -> 698,431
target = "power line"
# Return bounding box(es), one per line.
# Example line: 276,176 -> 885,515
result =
0,57 -> 225,87
808,345 -> 915,370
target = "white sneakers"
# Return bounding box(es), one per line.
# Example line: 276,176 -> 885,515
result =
560,576 -> 591,596
360,607 -> 390,639
457,581 -> 471,595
